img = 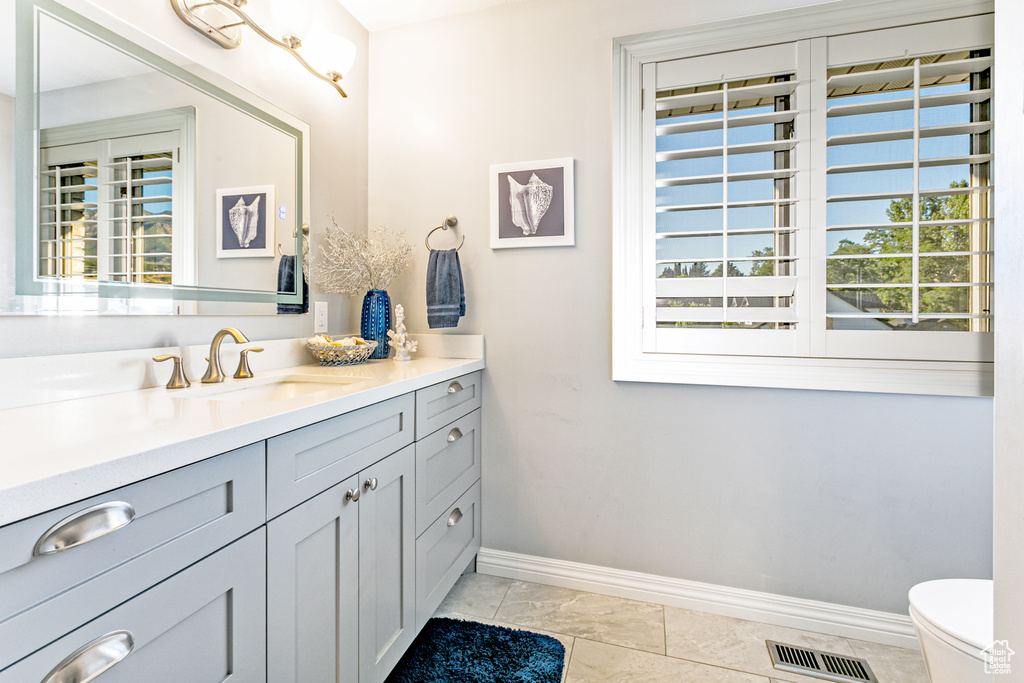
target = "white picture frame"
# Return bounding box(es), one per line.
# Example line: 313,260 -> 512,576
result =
490,157 -> 575,249
216,185 -> 275,258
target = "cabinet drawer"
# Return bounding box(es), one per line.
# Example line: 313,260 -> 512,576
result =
0,442 -> 265,671
267,393 -> 415,519
415,371 -> 482,439
415,480 -> 481,631
0,528 -> 266,682
415,409 -> 481,536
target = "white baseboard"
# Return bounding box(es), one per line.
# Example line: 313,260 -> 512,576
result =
476,547 -> 919,650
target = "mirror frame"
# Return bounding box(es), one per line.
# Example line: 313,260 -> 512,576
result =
14,0 -> 308,305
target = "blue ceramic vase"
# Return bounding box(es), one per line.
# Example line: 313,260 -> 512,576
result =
360,290 -> 391,359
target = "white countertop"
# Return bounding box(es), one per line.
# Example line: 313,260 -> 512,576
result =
0,355 -> 484,527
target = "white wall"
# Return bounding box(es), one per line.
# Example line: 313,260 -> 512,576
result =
371,0 -> 994,613
0,0 -> 369,356
992,0 -> 1022,663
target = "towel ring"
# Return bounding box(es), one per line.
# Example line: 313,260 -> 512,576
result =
425,215 -> 464,252
278,224 -> 310,257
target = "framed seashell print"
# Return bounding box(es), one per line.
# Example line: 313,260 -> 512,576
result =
216,185 -> 275,258
490,158 -> 574,249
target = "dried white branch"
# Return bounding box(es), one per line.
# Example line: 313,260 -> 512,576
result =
314,217 -> 412,295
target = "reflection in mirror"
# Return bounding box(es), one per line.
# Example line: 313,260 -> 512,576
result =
39,109 -> 187,289
3,0 -> 310,315
1,0 -> 15,312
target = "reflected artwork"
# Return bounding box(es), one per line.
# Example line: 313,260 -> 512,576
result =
216,185 -> 275,258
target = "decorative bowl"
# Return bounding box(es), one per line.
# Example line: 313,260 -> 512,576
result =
306,340 -> 378,366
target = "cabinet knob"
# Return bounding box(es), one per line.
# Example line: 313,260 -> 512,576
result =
447,508 -> 463,527
41,630 -> 134,683
364,477 -> 378,491
447,428 -> 463,443
34,501 -> 136,556
447,381 -> 463,394
346,488 -> 360,502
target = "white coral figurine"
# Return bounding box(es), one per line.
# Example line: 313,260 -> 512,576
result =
314,217 -> 412,295
387,304 -> 418,362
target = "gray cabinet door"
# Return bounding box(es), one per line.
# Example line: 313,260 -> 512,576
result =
359,444 -> 416,683
0,529 -> 266,683
267,475 -> 360,683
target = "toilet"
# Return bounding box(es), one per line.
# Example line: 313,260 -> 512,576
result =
908,579 -> 993,683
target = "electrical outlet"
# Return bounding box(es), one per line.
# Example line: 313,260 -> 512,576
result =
314,301 -> 328,332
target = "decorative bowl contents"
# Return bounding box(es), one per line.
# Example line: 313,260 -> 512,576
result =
306,335 -> 377,366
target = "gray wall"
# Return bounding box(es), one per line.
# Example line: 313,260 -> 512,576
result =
371,0 -> 994,614
0,0 -> 368,356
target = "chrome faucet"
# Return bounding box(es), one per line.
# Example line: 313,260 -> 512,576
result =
201,327 -> 250,383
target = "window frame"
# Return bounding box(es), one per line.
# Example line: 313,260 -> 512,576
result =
612,0 -> 995,396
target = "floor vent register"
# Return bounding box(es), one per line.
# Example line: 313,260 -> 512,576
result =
767,641 -> 879,683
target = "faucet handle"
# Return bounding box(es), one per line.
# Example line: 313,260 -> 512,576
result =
153,355 -> 191,390
233,347 -> 264,379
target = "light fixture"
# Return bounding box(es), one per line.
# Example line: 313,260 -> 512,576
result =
170,0 -> 353,98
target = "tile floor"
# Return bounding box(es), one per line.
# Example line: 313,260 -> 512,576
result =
432,573 -> 930,683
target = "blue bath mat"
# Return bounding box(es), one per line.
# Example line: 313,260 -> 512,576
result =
385,617 -> 566,683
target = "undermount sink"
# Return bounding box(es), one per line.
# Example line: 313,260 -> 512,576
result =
181,374 -> 367,403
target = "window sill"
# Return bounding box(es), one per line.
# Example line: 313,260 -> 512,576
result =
612,349 -> 993,397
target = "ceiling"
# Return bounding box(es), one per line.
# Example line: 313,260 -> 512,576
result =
337,0 -> 526,31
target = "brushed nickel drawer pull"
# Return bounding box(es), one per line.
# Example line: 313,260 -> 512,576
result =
447,428 -> 463,443
346,488 -> 360,502
447,508 -> 463,527
41,630 -> 134,683
364,477 -> 378,491
34,502 -> 137,556
447,381 -> 463,394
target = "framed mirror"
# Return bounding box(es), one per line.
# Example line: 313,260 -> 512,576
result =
5,0 -> 310,315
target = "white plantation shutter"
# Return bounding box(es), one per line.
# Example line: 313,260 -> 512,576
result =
105,132 -> 177,285
641,43 -> 811,356
614,10 -> 995,394
38,155 -> 99,280
822,21 -> 993,362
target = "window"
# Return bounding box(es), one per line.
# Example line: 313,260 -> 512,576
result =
37,108 -> 194,289
613,7 -> 994,396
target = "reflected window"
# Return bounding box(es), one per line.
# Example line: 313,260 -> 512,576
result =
38,109 -> 192,286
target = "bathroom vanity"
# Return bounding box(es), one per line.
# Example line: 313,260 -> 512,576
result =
0,344 -> 483,682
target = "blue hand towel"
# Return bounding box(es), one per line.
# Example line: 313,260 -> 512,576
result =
277,255 -> 309,314
426,249 -> 465,329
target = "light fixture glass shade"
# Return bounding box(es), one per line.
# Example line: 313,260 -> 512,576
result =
269,0 -> 315,40
301,32 -> 357,77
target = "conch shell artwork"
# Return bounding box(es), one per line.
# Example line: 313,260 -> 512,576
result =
508,173 -> 553,236
229,195 -> 261,248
